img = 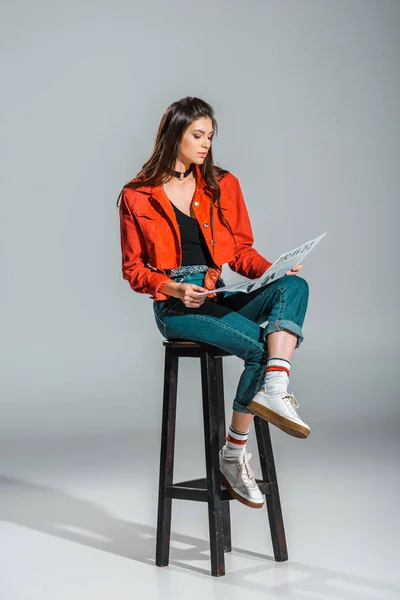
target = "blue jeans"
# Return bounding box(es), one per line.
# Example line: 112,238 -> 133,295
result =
153,273 -> 309,414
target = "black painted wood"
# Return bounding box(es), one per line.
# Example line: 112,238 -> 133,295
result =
169,477 -> 270,499
200,351 -> 226,576
167,484 -> 233,502
155,347 -> 178,567
215,356 -> 232,553
254,415 -> 288,561
155,339 -> 288,577
163,339 -> 231,358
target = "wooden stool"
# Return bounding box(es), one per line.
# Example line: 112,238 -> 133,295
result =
155,340 -> 288,577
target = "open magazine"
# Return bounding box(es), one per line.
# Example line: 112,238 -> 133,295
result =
196,232 -> 327,296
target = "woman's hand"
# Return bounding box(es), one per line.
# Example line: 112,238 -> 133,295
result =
158,281 -> 208,307
175,283 -> 208,307
285,264 -> 303,276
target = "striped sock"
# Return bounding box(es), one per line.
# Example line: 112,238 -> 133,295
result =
261,357 -> 291,393
266,357 -> 291,377
222,425 -> 249,461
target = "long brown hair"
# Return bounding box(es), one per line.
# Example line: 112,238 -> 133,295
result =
117,96 -> 237,251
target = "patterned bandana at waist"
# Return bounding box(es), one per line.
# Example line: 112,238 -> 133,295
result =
166,264 -> 222,301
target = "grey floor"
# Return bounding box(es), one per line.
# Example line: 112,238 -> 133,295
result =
0,417 -> 398,600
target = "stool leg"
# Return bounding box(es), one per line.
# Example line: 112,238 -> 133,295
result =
215,356 -> 232,553
201,352 -> 225,577
156,348 -> 179,567
254,416 -> 288,561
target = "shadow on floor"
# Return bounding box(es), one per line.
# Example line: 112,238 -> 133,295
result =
0,475 -> 398,599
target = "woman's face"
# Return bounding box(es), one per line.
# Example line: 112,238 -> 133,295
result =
178,117 -> 214,166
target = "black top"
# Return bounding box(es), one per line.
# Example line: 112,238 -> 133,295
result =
171,203 -> 214,266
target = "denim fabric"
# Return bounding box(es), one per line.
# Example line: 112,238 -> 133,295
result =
153,273 -> 309,414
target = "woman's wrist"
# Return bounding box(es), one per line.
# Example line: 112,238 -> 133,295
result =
158,281 -> 181,298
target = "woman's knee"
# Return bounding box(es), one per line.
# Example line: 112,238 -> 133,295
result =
246,343 -> 267,366
282,274 -> 309,298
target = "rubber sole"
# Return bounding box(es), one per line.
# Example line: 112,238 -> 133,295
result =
220,473 -> 264,509
247,401 -> 311,439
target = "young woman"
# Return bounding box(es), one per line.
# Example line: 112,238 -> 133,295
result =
118,96 -> 310,510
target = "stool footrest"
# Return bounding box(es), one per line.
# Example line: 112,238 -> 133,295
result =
257,480 -> 272,495
167,477 -> 271,502
167,485 -> 232,502
173,477 -> 208,489
167,478 -> 231,502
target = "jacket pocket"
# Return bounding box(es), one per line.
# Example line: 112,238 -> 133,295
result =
133,207 -> 157,257
133,207 -> 154,218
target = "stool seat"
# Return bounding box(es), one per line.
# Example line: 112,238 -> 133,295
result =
163,339 -> 232,357
156,339 -> 288,577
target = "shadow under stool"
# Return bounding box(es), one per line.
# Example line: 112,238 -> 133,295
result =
156,339 -> 288,577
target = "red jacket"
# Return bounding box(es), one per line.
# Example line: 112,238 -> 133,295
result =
119,164 -> 272,300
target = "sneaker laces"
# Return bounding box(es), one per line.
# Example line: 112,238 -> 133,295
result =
237,452 -> 258,489
281,391 -> 300,417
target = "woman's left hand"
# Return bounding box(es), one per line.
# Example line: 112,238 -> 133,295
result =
285,264 -> 303,276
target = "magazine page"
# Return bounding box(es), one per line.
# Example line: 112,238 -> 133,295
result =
250,231 -> 327,292
196,232 -> 327,296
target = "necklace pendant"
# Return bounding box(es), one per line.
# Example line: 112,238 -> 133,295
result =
173,164 -> 193,180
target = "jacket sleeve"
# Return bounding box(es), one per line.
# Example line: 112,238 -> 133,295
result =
227,176 -> 273,278
119,190 -> 174,301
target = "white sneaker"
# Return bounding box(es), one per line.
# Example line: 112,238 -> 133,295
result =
219,448 -> 264,509
248,388 -> 311,439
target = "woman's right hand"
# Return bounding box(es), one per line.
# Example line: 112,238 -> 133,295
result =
158,281 -> 209,307
176,283 -> 208,307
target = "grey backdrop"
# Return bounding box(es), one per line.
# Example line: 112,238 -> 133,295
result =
1,0 -> 399,433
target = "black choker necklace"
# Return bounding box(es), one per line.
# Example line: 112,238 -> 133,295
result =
172,164 -> 193,180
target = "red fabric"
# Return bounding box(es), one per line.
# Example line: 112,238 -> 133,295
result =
226,435 -> 247,445
119,164 -> 272,301
266,366 -> 291,376
203,266 -> 222,302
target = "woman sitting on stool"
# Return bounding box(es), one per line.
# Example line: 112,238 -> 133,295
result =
117,96 -> 310,510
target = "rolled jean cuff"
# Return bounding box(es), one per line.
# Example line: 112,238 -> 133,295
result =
264,319 -> 304,348
232,399 -> 253,414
